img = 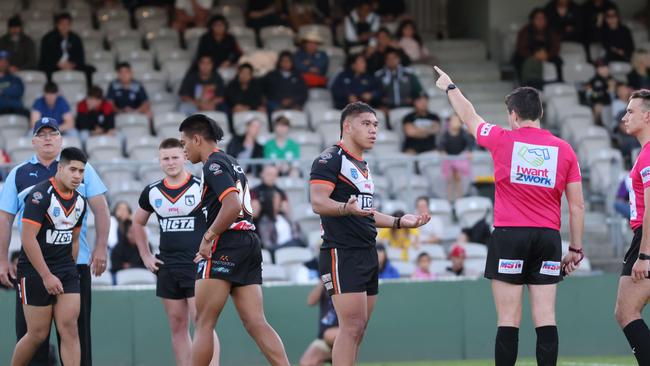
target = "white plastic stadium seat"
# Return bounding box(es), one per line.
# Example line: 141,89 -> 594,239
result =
431,259 -> 453,276
262,264 -> 288,281
115,113 -> 150,137
52,70 -> 86,84
293,203 -> 321,235
288,131 -> 322,158
86,135 -> 123,160
233,111 -> 268,136
454,196 -> 492,228
271,110 -> 309,130
391,261 -> 416,278
127,136 -> 161,160
7,137 -> 36,162
97,161 -> 137,190
563,62 -> 595,84
115,268 -> 156,285
0,114 -> 29,138
91,272 -> 113,286
274,247 -> 312,266
428,199 -> 454,227
464,258 -> 487,275
416,244 -> 446,260
587,148 -> 623,198
462,243 -> 488,258
261,249 -> 272,264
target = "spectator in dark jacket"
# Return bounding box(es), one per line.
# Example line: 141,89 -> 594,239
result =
196,15 -> 242,70
38,13 -> 87,79
264,51 -> 308,112
106,62 -> 151,118
402,93 -> 440,154
331,53 -> 382,109
375,47 -> 423,109
365,27 -> 410,74
595,6 -> 634,62
294,31 -> 329,88
628,49 -> 650,90
544,0 -> 584,43
582,0 -> 618,43
226,118 -> 265,175
0,50 -> 27,116
377,244 -> 400,279
110,201 -> 146,273
225,63 -> 266,113
76,86 -> 116,141
0,16 -> 36,72
178,54 -> 226,115
514,8 -> 563,79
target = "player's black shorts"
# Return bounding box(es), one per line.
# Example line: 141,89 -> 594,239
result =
157,264 -> 196,299
319,246 -> 379,296
17,268 -> 80,306
484,227 -> 563,285
621,227 -> 650,278
196,230 -> 263,286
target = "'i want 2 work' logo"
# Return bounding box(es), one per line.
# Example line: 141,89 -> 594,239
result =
510,142 -> 559,188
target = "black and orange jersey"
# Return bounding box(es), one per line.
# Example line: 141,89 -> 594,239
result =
139,174 -> 206,266
201,149 -> 255,233
310,143 -> 376,249
18,178 -> 86,276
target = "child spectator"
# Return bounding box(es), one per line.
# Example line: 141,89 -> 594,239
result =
264,116 -> 301,176
377,210 -> 419,261
76,86 -> 116,141
411,252 -> 434,280
377,244 -> 400,279
445,245 -> 468,276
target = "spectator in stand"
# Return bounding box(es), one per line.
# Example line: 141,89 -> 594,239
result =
264,116 -> 301,176
251,165 -> 290,225
110,202 -> 146,273
377,244 -> 400,279
415,196 -> 443,245
595,5 -> 634,62
366,27 -> 410,74
106,62 -> 152,118
402,93 -> 440,154
520,44 -> 551,90
611,82 -> 632,123
245,0 -> 286,45
396,19 -> 432,64
108,200 -> 134,250
0,16 -> 36,72
627,49 -> 650,89
264,51 -> 308,112
376,0 -> 406,22
439,114 -> 474,202
411,252 -> 434,280
256,186 -> 304,253
172,0 -> 212,31
377,210 -> 420,261
544,0 -> 584,43
0,50 -> 27,116
195,15 -> 242,70
30,82 -> 76,136
513,8 -> 562,80
445,245 -> 470,277
344,0 -> 380,50
375,47 -> 423,109
331,53 -> 382,109
226,118 -> 264,174
613,114 -> 640,167
585,58 -> 616,125
299,282 -> 339,366
39,12 -> 89,80
294,31 -> 329,88
76,86 -> 116,142
178,54 -> 226,116
225,63 -> 266,113
614,177 -> 630,219
582,0 -> 618,44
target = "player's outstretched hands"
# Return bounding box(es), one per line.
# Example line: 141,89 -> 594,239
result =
0,258 -> 15,288
400,213 -> 431,228
345,196 -> 375,217
143,254 -> 164,273
561,250 -> 583,275
43,273 -> 64,295
434,66 -> 453,91
631,257 -> 649,283
194,237 -> 213,263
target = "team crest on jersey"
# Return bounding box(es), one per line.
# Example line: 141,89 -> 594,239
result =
185,195 -> 195,206
319,152 -> 332,164
350,168 -> 359,179
52,207 -> 61,217
75,207 -> 81,220
155,199 -> 163,208
31,191 -> 43,204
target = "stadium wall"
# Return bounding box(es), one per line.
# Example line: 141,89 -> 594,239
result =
0,274 -> 637,365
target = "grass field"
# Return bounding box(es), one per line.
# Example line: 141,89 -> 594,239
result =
360,356 -> 636,366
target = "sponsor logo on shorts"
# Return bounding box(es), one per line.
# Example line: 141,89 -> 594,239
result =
480,123 -> 495,136
214,266 -> 230,273
510,142 -> 559,188
159,217 -> 195,232
46,229 -> 73,245
498,259 -> 523,274
641,166 -> 650,184
197,260 -> 206,273
321,274 -> 333,290
540,261 -> 561,276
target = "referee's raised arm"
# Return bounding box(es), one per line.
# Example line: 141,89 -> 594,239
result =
434,66 -> 485,138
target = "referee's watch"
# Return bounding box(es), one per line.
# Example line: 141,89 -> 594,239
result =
446,84 -> 457,94
639,253 -> 650,260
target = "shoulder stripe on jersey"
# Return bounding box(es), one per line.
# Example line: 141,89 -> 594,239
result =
310,179 -> 335,188
22,218 -> 42,228
218,187 -> 238,202
192,176 -> 201,183
337,174 -> 356,188
148,180 -> 162,188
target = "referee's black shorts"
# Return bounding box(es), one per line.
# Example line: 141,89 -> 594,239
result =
621,227 -> 650,278
484,227 -> 563,285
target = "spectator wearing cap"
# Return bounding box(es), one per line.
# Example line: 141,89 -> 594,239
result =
225,63 -> 266,114
106,62 -> 151,118
173,0 -> 212,31
375,47 -> 423,109
344,0 -> 380,50
402,93 -> 441,154
39,12 -> 87,79
226,118 -> 264,174
0,16 -> 36,72
264,116 -> 301,176
445,245 -> 468,276
178,54 -> 226,116
376,244 -> 400,279
365,28 -> 410,74
585,59 -> 616,126
195,15 -> 242,70
264,51 -> 308,113
0,50 -> 27,117
411,252 -> 435,280
594,5 -> 634,62
30,82 -> 75,136
293,31 -> 329,88
331,53 -> 382,109
76,86 -> 116,142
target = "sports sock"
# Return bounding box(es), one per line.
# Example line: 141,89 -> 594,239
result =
536,325 -> 558,366
623,319 -> 650,365
495,326 -> 519,366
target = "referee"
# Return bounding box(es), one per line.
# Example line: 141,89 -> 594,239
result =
614,89 -> 650,365
0,117 -> 110,366
435,67 -> 585,366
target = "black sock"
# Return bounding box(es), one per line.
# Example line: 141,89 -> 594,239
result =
536,326 -> 558,366
623,319 -> 650,365
495,326 -> 519,366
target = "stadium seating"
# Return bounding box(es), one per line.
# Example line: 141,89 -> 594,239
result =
115,268 -> 156,285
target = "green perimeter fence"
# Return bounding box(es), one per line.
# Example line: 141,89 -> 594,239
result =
0,274 -> 641,365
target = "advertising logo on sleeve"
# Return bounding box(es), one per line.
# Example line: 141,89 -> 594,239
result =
510,142 -> 559,188
640,166 -> 650,184
480,123 -> 496,136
